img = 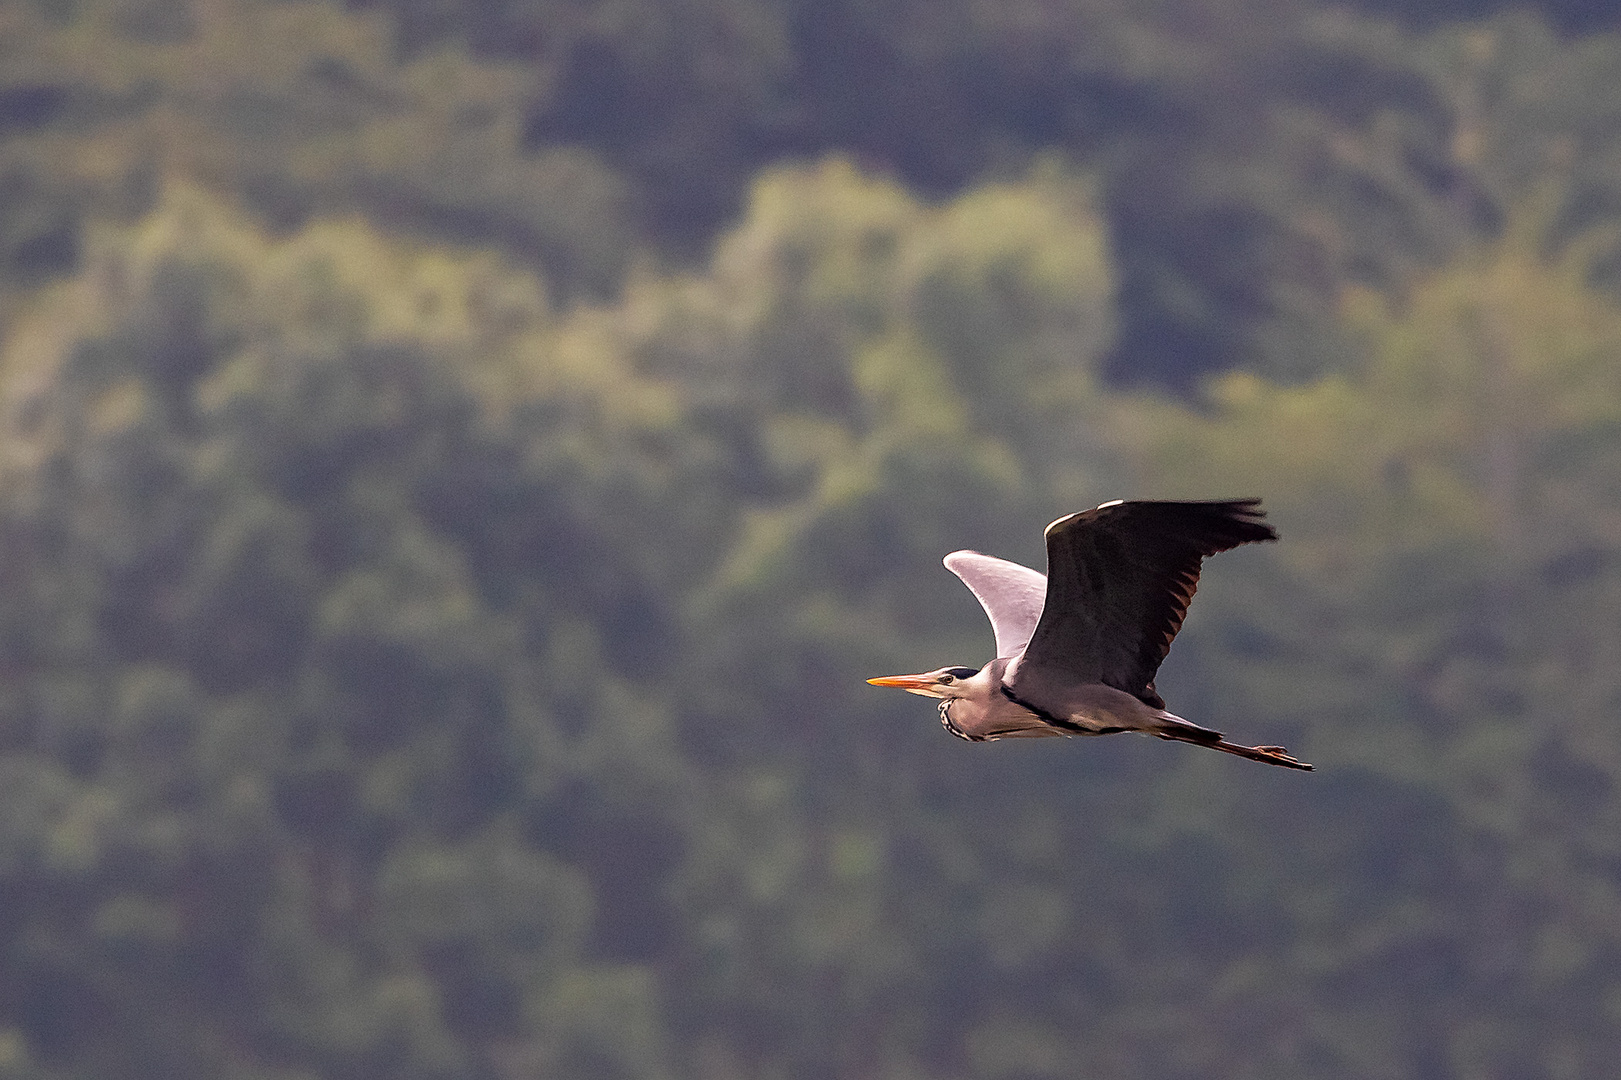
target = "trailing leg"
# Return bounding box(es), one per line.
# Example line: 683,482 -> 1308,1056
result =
1152,715 -> 1312,770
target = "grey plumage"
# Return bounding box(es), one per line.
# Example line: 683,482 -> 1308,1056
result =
869,499 -> 1311,770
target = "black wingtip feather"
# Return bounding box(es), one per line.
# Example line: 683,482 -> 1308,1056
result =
1137,499 -> 1277,550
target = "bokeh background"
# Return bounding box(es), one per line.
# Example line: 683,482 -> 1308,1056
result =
1,0 -> 1621,1077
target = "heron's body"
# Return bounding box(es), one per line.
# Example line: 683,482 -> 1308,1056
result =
869,499 -> 1311,770
932,656 -> 1165,741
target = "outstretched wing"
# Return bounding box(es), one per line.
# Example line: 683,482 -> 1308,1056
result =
1014,499 -> 1277,705
943,550 -> 1048,658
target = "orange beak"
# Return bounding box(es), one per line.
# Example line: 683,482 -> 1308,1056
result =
866,673 -> 945,697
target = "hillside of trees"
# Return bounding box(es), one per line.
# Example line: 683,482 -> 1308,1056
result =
1,1 -> 1620,1077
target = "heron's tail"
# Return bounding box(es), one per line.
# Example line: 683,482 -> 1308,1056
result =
1151,713 -> 1313,771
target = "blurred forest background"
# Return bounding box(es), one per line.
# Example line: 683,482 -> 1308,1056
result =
1,0 -> 1621,1077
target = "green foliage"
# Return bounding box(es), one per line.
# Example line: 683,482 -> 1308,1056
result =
0,0 -> 636,324
1108,209 -> 1621,1077
3,1 -> 1621,1076
0,187 -> 704,1079
7,133 -> 1621,1077
10,0 -> 1621,386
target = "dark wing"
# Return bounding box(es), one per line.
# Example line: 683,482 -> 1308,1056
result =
942,551 -> 1047,658
1013,499 -> 1277,706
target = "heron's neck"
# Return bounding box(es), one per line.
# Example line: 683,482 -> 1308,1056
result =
938,698 -> 976,741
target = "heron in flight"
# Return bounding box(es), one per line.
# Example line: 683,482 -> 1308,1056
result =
868,499 -> 1311,770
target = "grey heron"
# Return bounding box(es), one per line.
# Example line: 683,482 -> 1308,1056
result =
868,499 -> 1311,770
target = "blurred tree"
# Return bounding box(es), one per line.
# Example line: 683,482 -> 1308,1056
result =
7,0 -> 1621,393
608,158 -> 1116,748
3,58 -> 1621,1073
1101,195 -> 1621,1077
0,158 -> 1119,1079
0,0 -> 637,329
0,185 -> 721,1079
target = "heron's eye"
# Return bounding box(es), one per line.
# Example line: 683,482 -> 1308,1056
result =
938,674 -> 955,685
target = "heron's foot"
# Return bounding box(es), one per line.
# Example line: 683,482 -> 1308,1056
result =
1247,744 -> 1312,770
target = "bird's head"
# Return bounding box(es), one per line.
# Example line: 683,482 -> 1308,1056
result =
866,666 -> 982,699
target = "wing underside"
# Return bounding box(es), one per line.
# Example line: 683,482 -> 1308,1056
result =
942,550 -> 1048,659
